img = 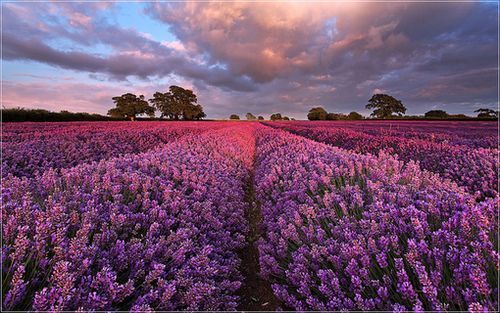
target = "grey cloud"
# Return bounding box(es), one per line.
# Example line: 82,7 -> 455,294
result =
146,2 -> 496,114
2,3 -> 257,92
2,2 -> 497,117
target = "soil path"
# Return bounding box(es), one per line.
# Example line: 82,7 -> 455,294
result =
237,140 -> 279,311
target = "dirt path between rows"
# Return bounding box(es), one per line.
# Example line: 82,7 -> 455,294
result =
237,147 -> 280,311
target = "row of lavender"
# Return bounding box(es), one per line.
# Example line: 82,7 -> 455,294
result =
2,125 -> 254,311
266,122 -> 498,198
1,121 -> 217,142
255,127 -> 497,311
277,121 -> 498,149
2,122 -> 227,178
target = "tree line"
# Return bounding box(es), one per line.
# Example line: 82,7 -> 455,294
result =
3,91 -> 497,122
229,113 -> 295,121
308,108 -> 363,120
306,93 -> 498,120
108,86 -> 206,121
2,108 -> 123,122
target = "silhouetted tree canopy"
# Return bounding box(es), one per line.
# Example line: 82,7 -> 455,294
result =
347,111 -> 363,120
257,116 -> 264,120
425,110 -> 449,118
246,112 -> 257,120
307,107 -> 328,120
149,86 -> 205,120
185,104 -> 206,120
307,107 -> 360,121
282,116 -> 290,120
450,114 -> 468,119
326,113 -> 346,120
366,94 -> 406,119
270,113 -> 283,121
4,108 -> 123,122
229,114 -> 240,120
108,93 -> 155,121
474,108 -> 498,118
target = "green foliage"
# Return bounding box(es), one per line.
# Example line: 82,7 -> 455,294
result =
326,113 -> 346,120
229,114 -> 240,120
425,110 -> 449,118
307,107 -> 328,120
246,112 -> 257,120
3,108 -> 123,122
366,94 -> 406,118
183,104 -> 206,120
347,111 -> 363,120
308,107 -> 362,121
270,113 -> 283,121
474,108 -> 498,119
108,93 -> 155,121
148,86 -> 205,120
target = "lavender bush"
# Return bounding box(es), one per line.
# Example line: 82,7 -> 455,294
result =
267,123 -> 498,198
268,120 -> 498,149
2,125 -> 254,311
2,122 -> 227,178
2,121 -> 497,311
255,127 -> 498,311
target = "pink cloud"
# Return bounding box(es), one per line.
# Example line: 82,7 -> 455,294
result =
2,81 -> 159,114
68,12 -> 92,29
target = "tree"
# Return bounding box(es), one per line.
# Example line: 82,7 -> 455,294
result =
307,107 -> 328,120
347,112 -> 363,120
366,94 -> 406,119
474,108 -> 498,118
149,86 -> 205,120
183,104 -> 206,120
283,116 -> 290,120
270,113 -> 283,121
229,114 -> 240,120
449,114 -> 469,119
425,110 -> 449,119
257,116 -> 264,120
108,93 -> 155,121
149,91 -> 177,119
326,113 -> 346,120
246,112 -> 257,120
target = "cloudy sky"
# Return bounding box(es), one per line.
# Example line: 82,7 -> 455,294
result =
2,1 -> 498,119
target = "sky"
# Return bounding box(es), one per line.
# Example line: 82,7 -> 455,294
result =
1,1 -> 498,119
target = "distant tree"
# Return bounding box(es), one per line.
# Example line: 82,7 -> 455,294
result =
229,114 -> 240,120
149,86 -> 205,120
283,116 -> 290,121
366,94 -> 406,119
307,107 -> 328,120
425,110 -> 449,119
270,113 -> 283,121
257,116 -> 264,120
347,111 -> 363,120
450,114 -> 469,119
246,112 -> 257,120
326,113 -> 346,120
108,93 -> 155,121
290,118 -> 296,121
474,108 -> 498,118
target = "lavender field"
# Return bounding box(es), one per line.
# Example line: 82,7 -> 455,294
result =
2,121 -> 498,311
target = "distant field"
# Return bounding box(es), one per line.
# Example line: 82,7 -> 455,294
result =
2,121 -> 498,311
